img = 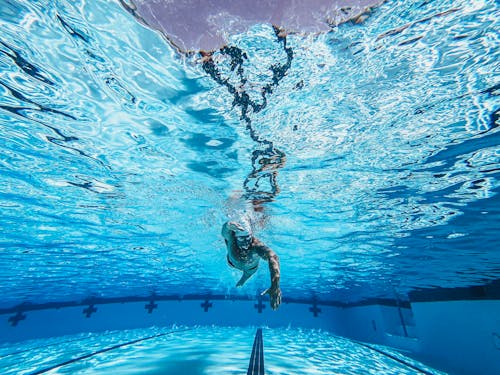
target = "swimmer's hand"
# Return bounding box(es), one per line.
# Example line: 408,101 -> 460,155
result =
261,285 -> 282,310
236,271 -> 253,287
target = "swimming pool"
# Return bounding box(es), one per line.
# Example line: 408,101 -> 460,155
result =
0,0 -> 499,374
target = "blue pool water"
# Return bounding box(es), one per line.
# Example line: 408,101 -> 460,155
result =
0,0 -> 499,373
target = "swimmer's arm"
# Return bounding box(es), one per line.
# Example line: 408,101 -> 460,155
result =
236,271 -> 253,287
255,243 -> 280,287
254,240 -> 281,309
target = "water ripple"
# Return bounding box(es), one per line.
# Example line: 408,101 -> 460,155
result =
0,0 -> 498,305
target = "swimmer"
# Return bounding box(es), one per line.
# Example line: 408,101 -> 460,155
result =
221,221 -> 281,310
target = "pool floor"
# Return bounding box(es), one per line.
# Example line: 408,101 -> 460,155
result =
0,326 -> 444,374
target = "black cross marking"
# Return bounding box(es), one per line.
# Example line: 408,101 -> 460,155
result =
145,301 -> 158,313
254,297 -> 265,313
83,304 -> 97,318
8,312 -> 26,326
309,302 -> 321,317
201,300 -> 213,312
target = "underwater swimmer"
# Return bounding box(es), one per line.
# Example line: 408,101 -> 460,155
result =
221,221 -> 281,310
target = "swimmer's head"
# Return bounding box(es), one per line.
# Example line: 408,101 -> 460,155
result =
222,221 -> 250,238
222,221 -> 252,252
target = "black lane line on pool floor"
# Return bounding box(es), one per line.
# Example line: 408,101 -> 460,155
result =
0,330 -> 122,361
351,340 -> 436,375
247,328 -> 265,375
28,327 -> 197,375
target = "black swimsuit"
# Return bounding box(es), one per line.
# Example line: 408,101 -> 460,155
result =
227,254 -> 258,271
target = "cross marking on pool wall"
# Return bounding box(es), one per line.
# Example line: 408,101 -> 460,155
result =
309,302 -> 321,317
201,300 -> 213,312
83,304 -> 97,318
254,297 -> 265,313
8,312 -> 26,326
145,301 -> 158,313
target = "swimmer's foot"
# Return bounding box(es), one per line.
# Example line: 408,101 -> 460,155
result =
261,285 -> 282,310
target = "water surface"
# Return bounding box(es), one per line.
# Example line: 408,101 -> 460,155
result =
0,0 -> 499,306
